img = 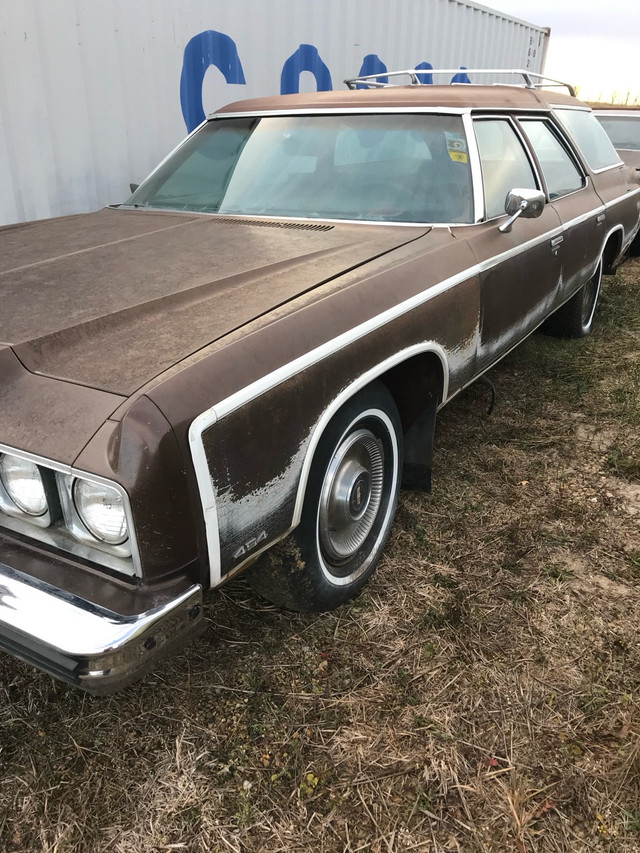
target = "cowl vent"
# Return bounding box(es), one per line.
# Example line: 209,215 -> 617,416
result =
211,217 -> 334,232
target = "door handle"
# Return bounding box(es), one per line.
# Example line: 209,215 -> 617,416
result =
550,236 -> 564,252
596,213 -> 606,224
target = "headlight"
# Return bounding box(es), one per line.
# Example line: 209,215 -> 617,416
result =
73,479 -> 129,545
0,454 -> 48,516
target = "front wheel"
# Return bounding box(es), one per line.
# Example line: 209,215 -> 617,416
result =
542,258 -> 602,338
248,383 -> 403,612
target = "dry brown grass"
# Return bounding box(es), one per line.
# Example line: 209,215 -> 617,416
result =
2,260 -> 640,852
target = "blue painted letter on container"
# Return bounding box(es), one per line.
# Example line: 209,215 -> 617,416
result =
356,54 -> 388,88
281,44 -> 332,94
180,31 -> 246,131
414,61 -> 434,84
451,66 -> 471,84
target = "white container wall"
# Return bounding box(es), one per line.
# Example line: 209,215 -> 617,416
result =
0,0 -> 548,226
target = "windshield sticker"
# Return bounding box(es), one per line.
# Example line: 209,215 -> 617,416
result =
445,133 -> 468,163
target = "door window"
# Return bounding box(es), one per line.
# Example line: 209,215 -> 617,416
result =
474,120 -> 538,219
520,120 -> 584,199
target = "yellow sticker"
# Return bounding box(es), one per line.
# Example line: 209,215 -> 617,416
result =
444,133 -> 468,163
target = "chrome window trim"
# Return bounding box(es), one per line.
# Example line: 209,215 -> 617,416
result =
124,120 -> 206,204
0,443 -> 141,577
590,161 -> 626,175
131,187 -> 639,237
211,107 -> 471,119
130,109 -> 478,227
151,211 -> 443,227
549,104 -> 590,112
209,106 -> 553,120
462,112 -> 484,223
552,106 -> 624,171
471,113 -> 545,220
516,116 -> 587,201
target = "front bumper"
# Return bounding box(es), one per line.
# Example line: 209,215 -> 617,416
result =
0,562 -> 204,694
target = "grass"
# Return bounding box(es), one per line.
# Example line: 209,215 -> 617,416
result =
1,260 -> 640,852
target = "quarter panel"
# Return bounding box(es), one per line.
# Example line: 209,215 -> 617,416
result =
591,164 -> 640,251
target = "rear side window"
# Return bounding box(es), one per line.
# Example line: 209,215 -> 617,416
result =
520,119 -> 584,199
554,108 -> 621,170
474,119 -> 538,219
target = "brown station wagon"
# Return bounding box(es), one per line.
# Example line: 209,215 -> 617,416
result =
1,71 -> 639,693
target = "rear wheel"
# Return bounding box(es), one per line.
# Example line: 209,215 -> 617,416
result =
542,258 -> 602,338
248,383 -> 403,612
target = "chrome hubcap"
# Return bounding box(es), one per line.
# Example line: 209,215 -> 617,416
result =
319,428 -> 384,563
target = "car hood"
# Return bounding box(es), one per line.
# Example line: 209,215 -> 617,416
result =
1,208 -> 425,396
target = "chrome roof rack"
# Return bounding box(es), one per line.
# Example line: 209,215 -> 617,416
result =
344,69 -> 576,97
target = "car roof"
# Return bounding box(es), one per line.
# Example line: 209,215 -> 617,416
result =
215,85 -> 584,116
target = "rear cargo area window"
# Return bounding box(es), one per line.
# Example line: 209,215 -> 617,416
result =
555,109 -> 621,170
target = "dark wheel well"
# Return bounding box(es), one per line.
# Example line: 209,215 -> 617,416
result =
377,351 -> 444,433
603,231 -> 623,275
376,351 -> 444,491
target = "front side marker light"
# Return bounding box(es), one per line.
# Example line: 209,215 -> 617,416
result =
73,479 -> 129,545
0,454 -> 48,516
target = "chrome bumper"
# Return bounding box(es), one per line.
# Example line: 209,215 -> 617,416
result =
0,563 -> 204,694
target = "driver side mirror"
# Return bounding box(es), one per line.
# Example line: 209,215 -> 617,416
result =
499,188 -> 545,233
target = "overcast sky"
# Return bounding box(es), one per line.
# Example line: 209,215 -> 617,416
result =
486,0 -> 640,102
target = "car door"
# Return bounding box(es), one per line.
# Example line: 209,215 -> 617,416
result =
518,116 -> 602,307
464,116 -> 563,374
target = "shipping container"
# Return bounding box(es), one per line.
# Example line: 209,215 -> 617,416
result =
0,0 -> 549,225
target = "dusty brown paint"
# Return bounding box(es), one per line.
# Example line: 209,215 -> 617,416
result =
3,213 -> 419,396
1,82 -> 640,688
0,346 -> 124,465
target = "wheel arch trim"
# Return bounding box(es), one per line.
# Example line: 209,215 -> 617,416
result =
291,343 -> 448,528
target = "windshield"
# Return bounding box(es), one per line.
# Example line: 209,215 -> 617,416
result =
126,114 -> 473,224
